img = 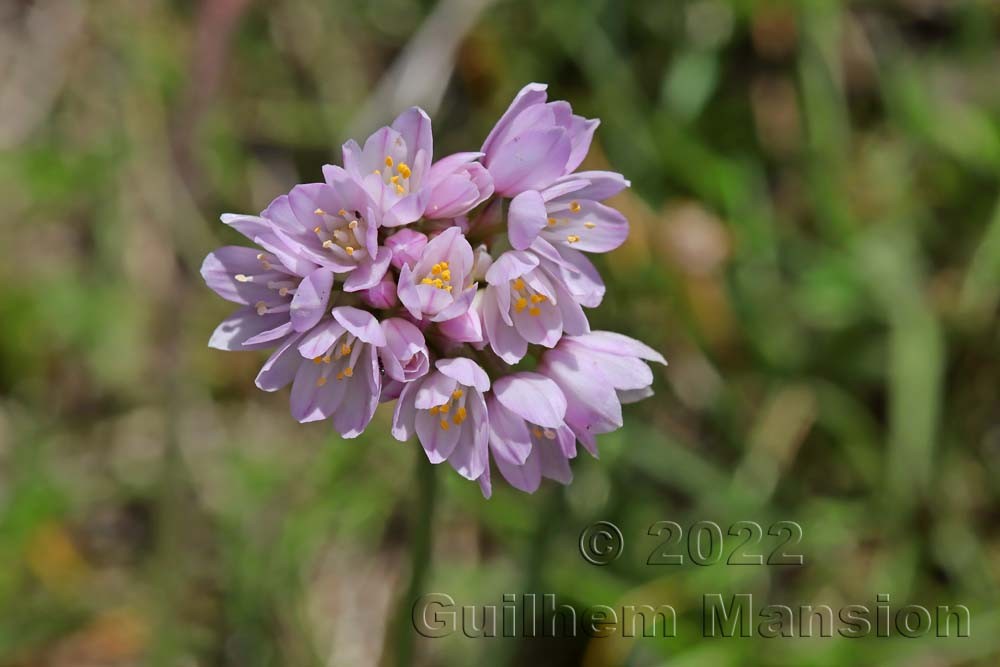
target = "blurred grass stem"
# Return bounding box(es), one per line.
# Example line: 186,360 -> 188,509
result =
392,450 -> 437,666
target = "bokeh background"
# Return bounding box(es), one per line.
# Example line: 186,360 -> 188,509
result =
2,0 -> 1000,665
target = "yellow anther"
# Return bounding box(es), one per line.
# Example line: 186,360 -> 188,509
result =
439,402 -> 450,413
348,220 -> 359,229
385,156 -> 394,167
336,371 -> 345,380
515,297 -> 528,312
547,217 -> 557,226
390,175 -> 400,184
530,294 -> 546,304
567,234 -> 581,244
345,246 -> 355,256
316,377 -> 327,387
313,226 -> 323,233
398,163 -> 411,178
278,287 -> 289,297
512,278 -> 526,291
445,285 -> 453,292
255,301 -> 268,315
529,307 -> 541,317
440,270 -> 451,282
422,277 -> 434,285
338,208 -> 347,217
373,169 -> 381,175
584,221 -> 596,229
432,278 -> 444,289
395,183 -> 406,195
313,356 -> 323,364
343,367 -> 353,378
340,343 -> 351,356
440,261 -> 449,269
323,240 -> 336,249
569,201 -> 581,212
256,253 -> 266,261
451,389 -> 464,400
429,405 -> 440,415
439,419 -> 450,431
322,355 -> 332,364
452,407 -> 467,425
532,427 -> 543,438
314,208 -> 325,215
235,273 -> 252,282
431,263 -> 442,275
543,428 -> 556,440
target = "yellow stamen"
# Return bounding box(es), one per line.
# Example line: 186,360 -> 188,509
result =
530,294 -> 546,303
336,371 -> 345,380
439,402 -> 450,413
452,407 -> 467,425
547,217 -> 557,226
313,226 -> 322,233
515,297 -> 528,312
567,234 -> 580,244
532,427 -> 543,438
314,208 -> 325,215
340,343 -> 351,356
569,201 -> 581,212
451,389 -> 464,400
431,263 -> 442,275
512,278 -> 526,291
343,367 -> 353,378
445,285 -> 452,292
348,220 -> 358,229
439,419 -> 450,431
345,246 -> 355,256
440,261 -> 449,269
429,405 -> 440,415
255,301 -> 267,316
529,307 -> 541,317
421,277 -> 434,285
440,270 -> 451,281
373,169 -> 381,175
316,377 -> 327,387
584,221 -> 596,229
322,355 -> 332,364
385,156 -> 394,167
338,209 -> 347,217
395,183 -> 405,195
235,274 -> 252,282
432,278 -> 444,289
313,356 -> 323,364
398,163 -> 411,179
390,175 -> 400,184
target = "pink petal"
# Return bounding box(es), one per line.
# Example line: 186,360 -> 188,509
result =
488,128 -> 572,196
481,83 -> 549,158
289,267 -> 334,332
507,190 -> 548,250
436,358 -> 490,392
332,306 -> 387,346
493,372 -> 567,428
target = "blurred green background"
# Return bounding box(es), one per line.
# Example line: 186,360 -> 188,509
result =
2,0 -> 1000,665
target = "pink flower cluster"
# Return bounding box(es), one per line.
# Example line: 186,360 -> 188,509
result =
202,83 -> 665,497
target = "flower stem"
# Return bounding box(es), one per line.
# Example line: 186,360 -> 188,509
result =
392,450 -> 437,666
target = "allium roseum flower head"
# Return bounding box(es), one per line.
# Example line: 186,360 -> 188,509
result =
203,83 -> 665,497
